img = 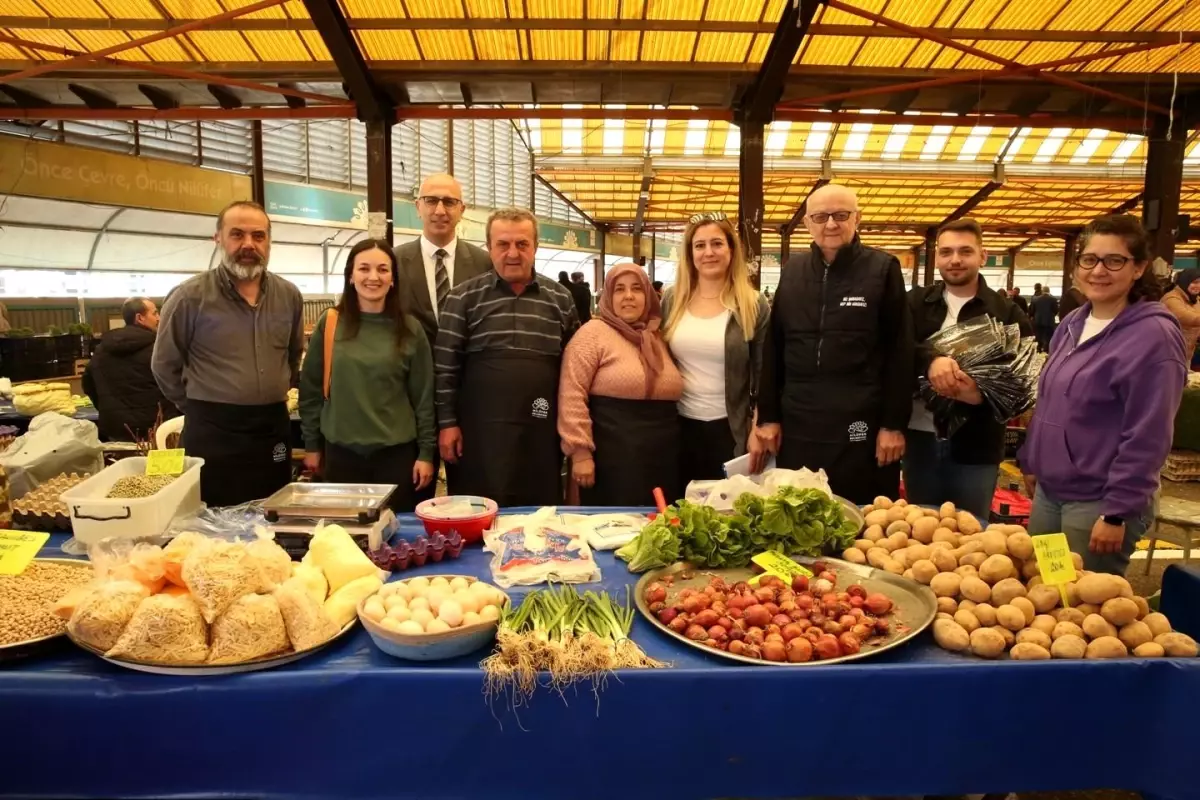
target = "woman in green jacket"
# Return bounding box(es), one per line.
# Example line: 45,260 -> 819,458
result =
299,238 -> 436,511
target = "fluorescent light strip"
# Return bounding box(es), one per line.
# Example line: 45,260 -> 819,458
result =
649,120 -> 667,155
724,126 -> 741,156
802,121 -> 833,158
920,125 -> 954,160
1032,127 -> 1072,163
765,121 -> 791,157
1186,138 -> 1200,166
956,126 -> 993,161
684,119 -> 709,157
1003,127 -> 1031,163
842,122 -> 873,159
526,118 -> 542,153
1108,134 -> 1143,165
562,117 -> 583,154
881,124 -> 913,160
1068,128 -> 1109,164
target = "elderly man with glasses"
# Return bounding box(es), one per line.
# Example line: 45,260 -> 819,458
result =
396,173 -> 493,500
755,183 -> 914,504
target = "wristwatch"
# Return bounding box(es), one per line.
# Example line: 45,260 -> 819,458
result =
1101,514 -> 1125,527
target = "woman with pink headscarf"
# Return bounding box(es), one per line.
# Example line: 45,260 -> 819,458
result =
558,263 -> 683,505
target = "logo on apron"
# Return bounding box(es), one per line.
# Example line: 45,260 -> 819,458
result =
848,421 -> 869,443
272,442 -> 288,463
531,397 -> 550,420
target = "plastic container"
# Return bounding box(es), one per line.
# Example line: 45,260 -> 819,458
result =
414,495 -> 498,543
61,456 -> 204,544
356,575 -> 508,661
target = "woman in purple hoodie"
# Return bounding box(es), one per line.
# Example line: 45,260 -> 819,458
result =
1020,215 -> 1186,575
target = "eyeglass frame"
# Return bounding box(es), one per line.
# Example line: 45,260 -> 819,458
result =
806,210 -> 857,225
1076,253 -> 1137,271
418,195 -> 464,210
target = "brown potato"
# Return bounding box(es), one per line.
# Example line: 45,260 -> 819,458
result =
929,540 -> 954,551
911,560 -> 939,585
954,565 -> 980,579
854,539 -> 876,554
892,550 -> 911,569
1022,559 -> 1042,580
924,508 -> 942,518
972,603 -> 998,626
864,510 -> 890,528
991,578 -> 1028,606
937,612 -> 954,622
905,543 -> 932,563
1006,532 -> 1035,561
1100,597 -> 1139,627
1133,642 -> 1166,658
980,530 -> 1009,557
936,596 -> 959,615
863,504 -> 875,515
1010,597 -> 1036,626
866,547 -> 891,569
881,558 -> 905,575
978,554 -> 1016,584
886,506 -> 908,524
895,499 -> 909,508
1143,612 -> 1172,637
1085,636 -> 1129,659
933,618 -> 970,652
1076,574 -> 1122,605
1063,582 -> 1080,607
1070,552 -> 1084,571
1027,584 -> 1062,614
991,625 -> 1016,649
951,540 -> 985,560
905,507 -> 926,526
842,548 -> 868,565
959,575 -> 992,604
959,552 -> 988,570
958,598 -> 977,611
1026,575 -> 1044,589
1016,628 -> 1052,650
939,517 -> 960,533
1030,614 -> 1057,637
930,548 -> 958,573
1117,621 -> 1153,650
911,517 -> 938,544
1132,596 -> 1150,620
1076,603 -> 1100,617
956,511 -> 982,535
1010,642 -> 1052,660
969,627 -> 1007,658
930,572 -> 963,598
953,609 -> 982,634
863,524 -> 885,542
1112,575 -> 1135,599
932,529 -> 959,546
885,524 -> 911,542
873,495 -> 894,510
1082,613 -> 1118,640
1054,607 -> 1087,626
902,569 -> 915,581
996,604 -> 1026,631
1154,632 -> 1199,657
939,501 -> 956,519
1050,634 -> 1087,659
1052,621 -> 1085,640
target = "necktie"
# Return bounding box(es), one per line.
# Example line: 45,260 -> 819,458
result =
434,248 -> 449,310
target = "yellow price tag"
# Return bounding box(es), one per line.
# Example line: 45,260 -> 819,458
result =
749,551 -> 813,587
1032,533 -> 1077,607
0,530 -> 50,576
145,449 -> 185,476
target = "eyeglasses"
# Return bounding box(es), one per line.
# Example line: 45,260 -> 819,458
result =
1077,254 -> 1134,271
419,196 -> 463,209
689,211 -> 728,225
807,211 -> 855,224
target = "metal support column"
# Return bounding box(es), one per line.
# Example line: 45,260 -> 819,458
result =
922,226 -> 937,286
1143,117 -> 1186,265
632,231 -> 643,267
251,119 -> 265,205
365,118 -> 394,242
649,232 -> 656,282
1061,232 -> 1079,295
738,119 -> 765,289
1006,253 -> 1015,290
910,244 -> 920,288
779,225 -> 791,263
596,222 -> 607,288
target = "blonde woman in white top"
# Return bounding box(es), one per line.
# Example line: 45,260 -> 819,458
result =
661,212 -> 771,491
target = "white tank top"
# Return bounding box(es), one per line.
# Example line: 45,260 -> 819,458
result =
672,309 -> 730,422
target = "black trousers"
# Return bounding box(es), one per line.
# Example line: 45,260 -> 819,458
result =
1035,325 -> 1055,353
678,416 -> 736,490
324,440 -> 419,513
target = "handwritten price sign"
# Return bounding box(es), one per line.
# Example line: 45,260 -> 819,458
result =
1032,533 -> 1077,607
0,530 -> 50,575
750,551 -> 813,587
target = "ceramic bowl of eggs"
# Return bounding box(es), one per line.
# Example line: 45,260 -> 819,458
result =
357,575 -> 510,661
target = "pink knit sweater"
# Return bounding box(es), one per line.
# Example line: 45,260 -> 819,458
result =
558,320 -> 684,459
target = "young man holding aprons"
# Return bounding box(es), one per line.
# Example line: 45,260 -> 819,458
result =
153,201 -> 304,507
434,208 -> 580,507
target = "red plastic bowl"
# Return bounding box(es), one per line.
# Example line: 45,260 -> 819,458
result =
414,496 -> 498,543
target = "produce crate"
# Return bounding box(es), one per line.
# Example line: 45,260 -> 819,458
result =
1162,450 -> 1200,482
61,457 -> 204,545
990,488 -> 1031,528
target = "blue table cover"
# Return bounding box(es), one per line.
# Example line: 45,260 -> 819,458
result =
4,508 -> 1199,800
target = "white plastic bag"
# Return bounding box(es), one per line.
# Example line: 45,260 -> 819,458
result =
685,467 -> 833,512
0,412 -> 102,500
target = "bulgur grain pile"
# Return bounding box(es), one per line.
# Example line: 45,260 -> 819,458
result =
0,561 -> 92,646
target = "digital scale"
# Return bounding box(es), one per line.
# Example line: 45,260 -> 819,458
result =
260,483 -> 399,558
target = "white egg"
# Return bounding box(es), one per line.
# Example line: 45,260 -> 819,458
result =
377,584 -> 396,598
425,618 -> 451,634
479,604 -> 501,622
384,595 -> 407,612
410,608 -> 434,627
449,576 -> 471,592
453,589 -> 479,615
469,581 -> 492,595
391,582 -> 413,601
438,599 -> 464,627
396,620 -> 425,635
386,606 -> 411,623
462,611 -> 482,627
362,598 -> 386,622
407,577 -> 430,593
380,617 -> 405,632
430,576 -> 451,590
408,597 -> 430,613
427,588 -> 449,613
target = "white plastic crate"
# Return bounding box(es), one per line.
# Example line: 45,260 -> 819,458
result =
61,456 -> 205,545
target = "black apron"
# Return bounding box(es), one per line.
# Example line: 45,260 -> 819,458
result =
448,351 -> 562,507
580,396 -> 680,507
182,399 -> 292,507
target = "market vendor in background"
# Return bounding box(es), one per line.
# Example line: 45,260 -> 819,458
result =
434,208 -> 580,506
1161,267 -> 1200,370
755,184 -> 913,504
299,240 -> 435,512
84,297 -> 180,442
905,220 -> 1031,519
559,263 -> 683,505
153,201 -> 303,507
661,213 -> 769,488
395,173 -> 493,502
1020,215 -> 1186,575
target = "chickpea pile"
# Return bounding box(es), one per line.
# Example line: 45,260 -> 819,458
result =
106,474 -> 178,499
0,561 -> 92,646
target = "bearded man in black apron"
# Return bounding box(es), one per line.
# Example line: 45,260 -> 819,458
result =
754,184 -> 914,505
433,208 -> 580,507
152,201 -> 303,507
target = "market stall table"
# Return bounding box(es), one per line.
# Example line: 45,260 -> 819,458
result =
4,510 -> 1199,800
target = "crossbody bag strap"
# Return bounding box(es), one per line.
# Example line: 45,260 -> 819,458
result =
322,309 -> 339,399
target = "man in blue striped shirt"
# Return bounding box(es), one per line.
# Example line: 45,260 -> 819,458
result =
434,208 -> 580,506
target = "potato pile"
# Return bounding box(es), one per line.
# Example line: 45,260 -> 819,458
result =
847,497 -> 1198,660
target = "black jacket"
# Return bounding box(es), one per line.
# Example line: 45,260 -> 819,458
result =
1030,293 -> 1058,327
1058,286 -> 1085,322
909,277 -> 1033,465
83,324 -> 180,441
759,237 -> 914,439
1011,294 -> 1029,314
567,281 -> 592,324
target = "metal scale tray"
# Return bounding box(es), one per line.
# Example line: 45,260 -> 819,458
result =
261,482 -> 396,525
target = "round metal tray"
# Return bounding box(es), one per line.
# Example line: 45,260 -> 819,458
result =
837,496 -> 866,533
0,557 -> 92,664
68,617 -> 358,676
634,557 -> 936,666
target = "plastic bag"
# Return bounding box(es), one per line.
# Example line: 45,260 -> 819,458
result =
165,502 -> 268,542
181,538 -> 261,624
275,579 -> 339,650
87,538 -> 167,593
561,512 -> 648,551
685,467 -> 833,512
208,593 -> 290,665
66,580 -> 151,651
487,520 -> 600,588
107,593 -> 209,665
0,413 -> 102,500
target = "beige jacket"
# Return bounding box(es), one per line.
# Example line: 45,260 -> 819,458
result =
1162,285 -> 1200,364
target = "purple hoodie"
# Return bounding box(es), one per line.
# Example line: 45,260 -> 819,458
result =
1019,300 -> 1186,517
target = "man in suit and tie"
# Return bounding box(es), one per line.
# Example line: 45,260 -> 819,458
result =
396,173 -> 492,500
